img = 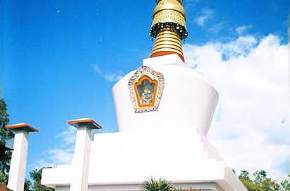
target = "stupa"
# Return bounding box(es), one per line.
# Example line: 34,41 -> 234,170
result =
41,0 -> 247,190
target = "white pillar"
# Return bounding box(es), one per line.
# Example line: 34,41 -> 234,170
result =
5,123 -> 38,191
68,118 -> 101,191
7,131 -> 28,191
70,127 -> 92,191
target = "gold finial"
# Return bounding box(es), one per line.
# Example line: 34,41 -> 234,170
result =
150,0 -> 188,61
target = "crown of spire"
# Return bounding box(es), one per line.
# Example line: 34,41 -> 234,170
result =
150,0 -> 188,61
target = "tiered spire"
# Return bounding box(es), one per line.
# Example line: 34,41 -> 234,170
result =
150,0 -> 188,61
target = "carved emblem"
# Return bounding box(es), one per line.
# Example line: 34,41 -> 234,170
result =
128,66 -> 165,113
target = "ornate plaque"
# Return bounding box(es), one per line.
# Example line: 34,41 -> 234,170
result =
128,66 -> 165,113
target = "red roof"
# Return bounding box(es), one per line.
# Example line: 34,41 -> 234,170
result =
67,118 -> 102,129
5,123 -> 38,133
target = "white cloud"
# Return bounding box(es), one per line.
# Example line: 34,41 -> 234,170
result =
36,126 -> 76,168
208,21 -> 224,33
194,9 -> 213,27
184,34 -> 289,178
92,64 -> 123,82
235,25 -> 253,35
56,125 -> 76,145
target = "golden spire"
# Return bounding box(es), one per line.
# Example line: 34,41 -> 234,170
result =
150,0 -> 188,61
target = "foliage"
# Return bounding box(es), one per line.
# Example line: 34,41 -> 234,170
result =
143,172 -> 290,191
0,99 -> 9,130
239,170 -> 290,191
25,178 -> 32,191
144,178 -> 176,191
29,168 -> 54,191
0,98 -> 12,184
0,171 -> 6,184
280,176 -> 290,191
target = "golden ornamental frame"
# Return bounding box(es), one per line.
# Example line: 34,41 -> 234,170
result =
128,66 -> 165,113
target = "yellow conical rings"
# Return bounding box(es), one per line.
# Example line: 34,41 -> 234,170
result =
150,30 -> 184,61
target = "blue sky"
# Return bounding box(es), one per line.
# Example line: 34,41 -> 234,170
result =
0,0 -> 289,178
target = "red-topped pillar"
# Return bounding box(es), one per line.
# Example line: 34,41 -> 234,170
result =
67,118 -> 101,191
5,123 -> 38,191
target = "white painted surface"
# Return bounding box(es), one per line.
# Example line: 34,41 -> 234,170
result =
42,54 -> 247,191
8,131 -> 29,191
113,54 -> 218,135
55,182 -> 222,191
70,127 -> 93,191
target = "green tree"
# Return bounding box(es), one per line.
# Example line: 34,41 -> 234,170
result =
25,178 -> 32,191
254,170 -> 280,191
239,170 -> 290,191
280,174 -> 290,191
0,98 -> 12,184
144,178 -> 176,191
29,168 -> 54,191
239,170 -> 258,191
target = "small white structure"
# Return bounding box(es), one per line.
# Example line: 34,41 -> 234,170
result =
6,123 -> 38,191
